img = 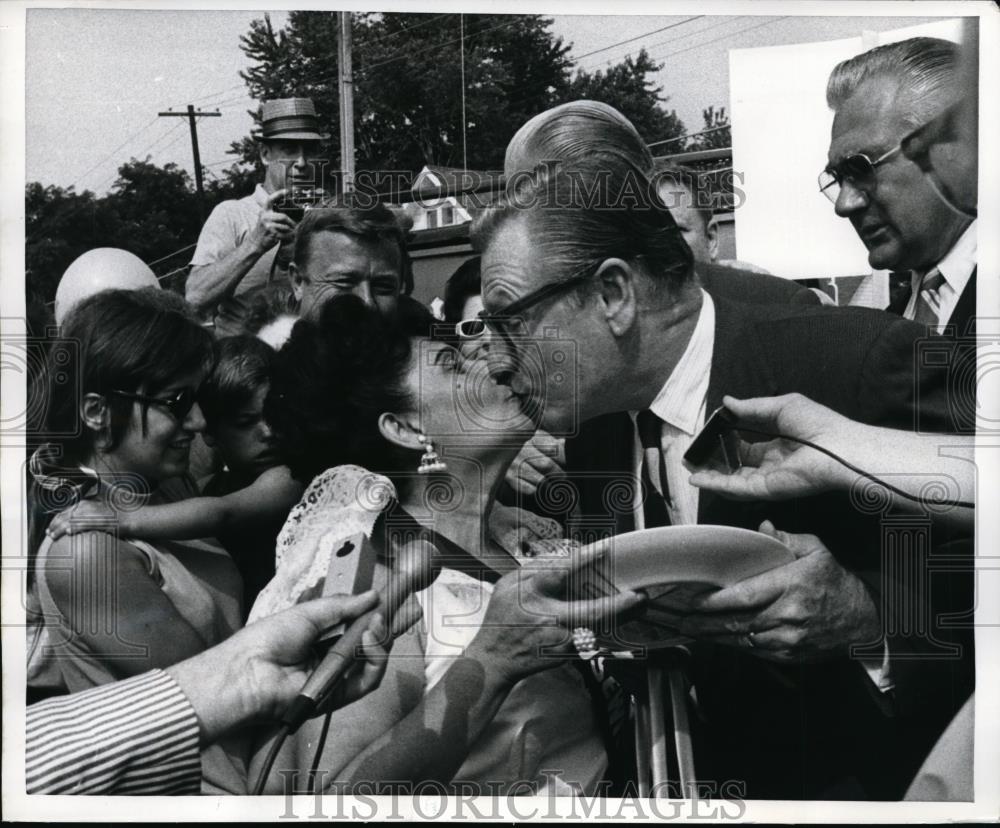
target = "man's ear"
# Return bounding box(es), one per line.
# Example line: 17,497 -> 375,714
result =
377,412 -> 424,453
593,258 -> 638,337
259,142 -> 271,166
80,393 -> 112,445
707,217 -> 720,262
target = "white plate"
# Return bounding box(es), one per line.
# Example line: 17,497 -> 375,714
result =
577,525 -> 794,650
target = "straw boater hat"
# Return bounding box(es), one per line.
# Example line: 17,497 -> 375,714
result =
256,97 -> 330,142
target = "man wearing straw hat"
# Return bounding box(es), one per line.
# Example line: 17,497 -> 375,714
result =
187,97 -> 329,336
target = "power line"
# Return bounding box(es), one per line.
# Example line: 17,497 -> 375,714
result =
89,120 -> 186,193
648,124 -> 731,149
397,16 -> 765,145
154,262 -> 191,283
192,15 -> 713,164
355,16 -> 523,75
202,157 -> 244,168
187,10 -> 459,109
147,243 -> 198,269
575,16 -> 744,72
360,12 -> 454,50
571,17 -> 704,63
645,16 -> 790,64
362,17 -> 714,147
68,116 -> 159,191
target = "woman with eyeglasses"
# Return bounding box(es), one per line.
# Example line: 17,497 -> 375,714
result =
245,294 -> 643,795
27,289 -> 243,716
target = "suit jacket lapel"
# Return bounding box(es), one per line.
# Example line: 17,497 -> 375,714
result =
700,297 -> 780,523
705,297 -> 778,415
948,267 -> 976,336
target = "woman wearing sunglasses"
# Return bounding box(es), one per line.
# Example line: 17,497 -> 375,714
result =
27,289 -> 243,727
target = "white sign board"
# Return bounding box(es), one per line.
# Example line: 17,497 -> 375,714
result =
729,18 -> 964,280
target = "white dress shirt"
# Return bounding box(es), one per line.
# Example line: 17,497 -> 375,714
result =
903,220 -> 977,333
630,289 -> 715,528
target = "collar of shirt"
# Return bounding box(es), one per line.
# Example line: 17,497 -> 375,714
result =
629,289 -> 715,526
643,289 -> 715,435
252,183 -> 270,208
906,219 -> 977,326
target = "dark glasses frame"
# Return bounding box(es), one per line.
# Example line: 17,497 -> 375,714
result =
112,388 -> 200,421
455,270 -> 593,341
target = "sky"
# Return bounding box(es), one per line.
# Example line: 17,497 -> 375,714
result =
24,5 -> 949,194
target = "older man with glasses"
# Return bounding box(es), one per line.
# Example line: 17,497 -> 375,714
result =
469,101 -> 974,799
823,36 -> 976,336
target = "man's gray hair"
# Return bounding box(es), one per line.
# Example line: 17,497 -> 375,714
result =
504,99 -> 655,178
826,36 -> 959,129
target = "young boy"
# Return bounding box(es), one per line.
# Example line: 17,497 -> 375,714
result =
49,336 -> 303,616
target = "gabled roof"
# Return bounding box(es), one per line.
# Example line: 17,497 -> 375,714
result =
411,165 -> 504,199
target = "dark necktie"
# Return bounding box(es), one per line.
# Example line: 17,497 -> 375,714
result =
636,410 -> 672,528
912,269 -> 946,328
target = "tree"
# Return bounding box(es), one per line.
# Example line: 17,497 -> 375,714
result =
25,183 -> 118,308
233,12 -> 576,176
106,159 -> 203,267
25,157 -> 233,305
565,49 -> 685,147
229,12 -> 685,182
687,105 -> 731,151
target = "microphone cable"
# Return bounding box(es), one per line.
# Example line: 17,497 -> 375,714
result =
251,538 -> 437,796
733,424 -> 975,510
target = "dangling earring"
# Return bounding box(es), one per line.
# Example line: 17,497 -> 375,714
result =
417,434 -> 446,474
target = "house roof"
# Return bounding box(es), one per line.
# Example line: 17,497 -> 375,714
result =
411,165 -> 504,199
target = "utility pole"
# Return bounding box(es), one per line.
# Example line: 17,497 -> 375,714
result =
338,11 -> 355,195
158,105 -> 221,221
460,14 -> 467,171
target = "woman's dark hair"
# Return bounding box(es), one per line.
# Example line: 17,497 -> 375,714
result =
200,336 -> 276,432
442,257 -> 482,325
266,294 -> 436,484
45,288 -> 214,465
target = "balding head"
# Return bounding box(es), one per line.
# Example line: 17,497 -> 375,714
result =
504,99 -> 655,179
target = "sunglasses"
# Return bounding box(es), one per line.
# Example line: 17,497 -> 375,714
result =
818,143 -> 902,203
112,388 -> 200,421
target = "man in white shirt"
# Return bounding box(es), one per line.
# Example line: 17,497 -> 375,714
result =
472,105 -> 973,799
822,37 -> 976,336
187,98 -> 329,336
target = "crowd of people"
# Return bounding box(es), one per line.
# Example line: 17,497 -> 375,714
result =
23,34 -> 980,803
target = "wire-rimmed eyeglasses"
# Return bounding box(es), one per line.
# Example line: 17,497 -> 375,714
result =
818,143 -> 902,204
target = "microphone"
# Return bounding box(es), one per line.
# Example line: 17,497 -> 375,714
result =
280,538 -> 439,732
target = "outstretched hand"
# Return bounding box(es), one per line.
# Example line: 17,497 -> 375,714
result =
167,591 -> 396,744
689,393 -> 856,501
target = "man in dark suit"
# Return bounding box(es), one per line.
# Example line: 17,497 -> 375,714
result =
823,37 -> 976,336
559,297 -> 973,799
472,136 -> 972,798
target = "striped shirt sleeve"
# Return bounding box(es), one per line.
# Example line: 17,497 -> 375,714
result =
26,670 -> 201,795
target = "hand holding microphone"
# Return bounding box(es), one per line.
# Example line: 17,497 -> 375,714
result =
280,538 -> 437,732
